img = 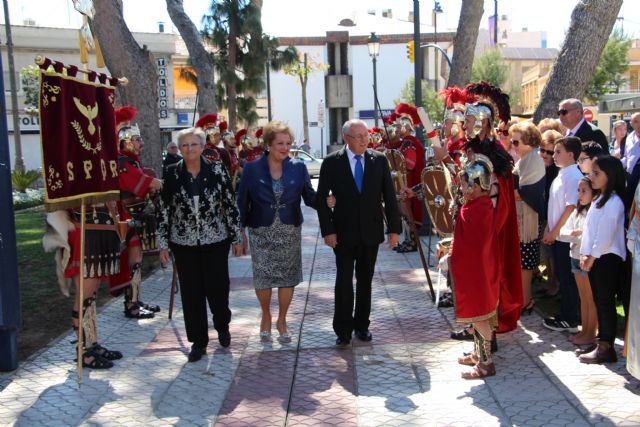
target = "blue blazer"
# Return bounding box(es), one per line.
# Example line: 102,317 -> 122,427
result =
237,154 -> 317,228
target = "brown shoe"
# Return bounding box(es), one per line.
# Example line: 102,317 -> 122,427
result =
461,361 -> 496,379
574,343 -> 597,356
578,341 -> 618,364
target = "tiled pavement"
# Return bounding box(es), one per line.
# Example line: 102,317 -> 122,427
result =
1,204 -> 640,426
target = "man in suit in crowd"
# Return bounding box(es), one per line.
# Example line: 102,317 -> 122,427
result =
558,98 -> 608,152
316,119 -> 402,347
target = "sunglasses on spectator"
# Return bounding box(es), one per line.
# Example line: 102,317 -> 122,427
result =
540,149 -> 555,155
496,128 -> 509,136
557,108 -> 577,116
511,139 -> 521,147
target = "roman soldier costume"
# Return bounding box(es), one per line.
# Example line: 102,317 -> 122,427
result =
368,127 -> 384,151
197,113 -> 232,173
440,86 -> 474,167
238,128 -> 264,166
394,103 -> 426,253
109,106 -> 161,319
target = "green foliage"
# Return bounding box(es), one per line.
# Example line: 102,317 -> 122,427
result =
471,48 -> 508,88
20,65 -> 40,108
394,77 -> 444,124
585,29 -> 632,103
282,52 -> 328,83
201,0 -> 298,127
12,169 -> 41,193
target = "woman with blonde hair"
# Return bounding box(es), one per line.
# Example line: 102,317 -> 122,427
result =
511,121 -> 546,313
237,120 -> 319,344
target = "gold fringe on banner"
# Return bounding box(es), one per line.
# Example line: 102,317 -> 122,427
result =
78,30 -> 88,65
95,38 -> 105,69
44,192 -> 121,213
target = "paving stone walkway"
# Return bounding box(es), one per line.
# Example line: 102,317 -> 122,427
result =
1,205 -> 639,426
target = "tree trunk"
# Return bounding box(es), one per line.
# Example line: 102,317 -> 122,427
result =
533,0 -> 623,123
89,0 -> 162,172
301,54 -> 309,144
447,0 -> 483,89
3,0 -> 24,172
166,0 -> 216,117
227,9 -> 238,132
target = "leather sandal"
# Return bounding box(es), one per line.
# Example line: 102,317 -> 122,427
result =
92,344 -> 123,360
461,361 -> 496,379
79,347 -> 114,369
138,301 -> 161,313
260,331 -> 272,342
124,302 -> 154,319
450,327 -> 474,341
457,353 -> 478,366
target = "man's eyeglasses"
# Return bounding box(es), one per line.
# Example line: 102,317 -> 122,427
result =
557,108 -> 577,116
345,133 -> 368,140
540,149 -> 555,155
578,156 -> 591,163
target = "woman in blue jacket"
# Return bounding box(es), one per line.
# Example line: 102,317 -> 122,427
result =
237,121 -> 321,344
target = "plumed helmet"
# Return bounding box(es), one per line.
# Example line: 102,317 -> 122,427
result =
461,153 -> 494,192
463,81 -> 511,125
440,86 -> 476,123
395,103 -> 421,130
115,106 -> 141,154
195,113 -> 220,139
235,129 -> 249,148
368,127 -> 383,145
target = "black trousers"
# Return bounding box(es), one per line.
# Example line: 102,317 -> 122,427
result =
552,241 -> 580,323
171,239 -> 231,346
333,243 -> 379,338
588,253 -> 624,344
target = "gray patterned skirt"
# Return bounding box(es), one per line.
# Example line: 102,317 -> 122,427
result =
248,217 -> 302,289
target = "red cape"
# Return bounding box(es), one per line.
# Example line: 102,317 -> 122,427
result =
495,173 -> 524,333
451,195 -> 499,322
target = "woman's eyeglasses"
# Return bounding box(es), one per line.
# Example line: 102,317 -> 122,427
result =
496,129 -> 509,136
511,139 -> 520,147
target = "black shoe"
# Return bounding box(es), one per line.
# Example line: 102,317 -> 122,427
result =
188,344 -> 206,362
491,332 -> 498,353
355,330 -> 372,342
450,327 -> 474,341
542,317 -> 579,333
218,331 -> 231,348
335,336 -> 351,347
137,300 -> 161,313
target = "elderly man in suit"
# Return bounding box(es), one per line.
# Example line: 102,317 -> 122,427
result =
316,119 -> 402,347
558,98 -> 608,152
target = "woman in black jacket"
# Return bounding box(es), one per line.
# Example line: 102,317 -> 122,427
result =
158,128 -> 243,362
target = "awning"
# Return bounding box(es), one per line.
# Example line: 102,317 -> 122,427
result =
598,93 -> 640,113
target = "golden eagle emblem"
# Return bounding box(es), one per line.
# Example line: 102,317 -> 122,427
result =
73,97 -> 99,135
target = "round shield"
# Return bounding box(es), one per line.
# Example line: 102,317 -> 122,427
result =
421,165 -> 455,235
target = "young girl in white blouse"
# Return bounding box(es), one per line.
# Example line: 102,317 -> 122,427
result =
579,156 -> 627,364
559,177 -> 597,348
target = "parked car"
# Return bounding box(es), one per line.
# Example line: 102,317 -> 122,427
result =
289,149 -> 322,178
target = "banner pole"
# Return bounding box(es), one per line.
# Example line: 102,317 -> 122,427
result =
77,199 -> 86,386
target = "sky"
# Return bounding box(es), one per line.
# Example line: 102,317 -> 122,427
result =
2,0 -> 638,50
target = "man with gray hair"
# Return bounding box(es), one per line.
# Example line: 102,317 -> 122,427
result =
162,141 -> 182,177
557,98 -> 608,151
316,119 -> 402,347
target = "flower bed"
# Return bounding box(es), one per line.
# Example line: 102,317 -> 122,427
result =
13,188 -> 44,211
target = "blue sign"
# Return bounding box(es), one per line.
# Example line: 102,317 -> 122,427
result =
358,109 -> 395,120
177,112 -> 189,124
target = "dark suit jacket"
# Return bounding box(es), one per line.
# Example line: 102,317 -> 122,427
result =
316,148 -> 402,246
237,155 -> 316,228
573,120 -> 608,152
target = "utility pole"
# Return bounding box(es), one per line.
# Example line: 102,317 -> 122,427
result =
413,0 -> 424,143
3,0 -> 25,172
0,49 -> 21,372
494,0 -> 498,46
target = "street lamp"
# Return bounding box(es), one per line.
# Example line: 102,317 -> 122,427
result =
367,32 -> 380,127
433,1 -> 443,92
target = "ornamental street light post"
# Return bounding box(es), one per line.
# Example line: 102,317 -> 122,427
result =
367,32 -> 380,127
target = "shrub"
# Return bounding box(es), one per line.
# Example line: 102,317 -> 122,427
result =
12,169 -> 41,193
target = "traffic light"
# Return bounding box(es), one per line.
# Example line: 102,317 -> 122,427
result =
406,40 -> 415,63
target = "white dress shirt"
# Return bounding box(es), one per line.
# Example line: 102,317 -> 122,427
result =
622,132 -> 640,174
580,193 -> 626,260
345,146 -> 365,177
548,164 -> 583,241
567,118 -> 585,137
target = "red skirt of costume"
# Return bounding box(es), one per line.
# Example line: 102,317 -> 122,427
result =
451,195 -> 499,322
494,173 -> 524,333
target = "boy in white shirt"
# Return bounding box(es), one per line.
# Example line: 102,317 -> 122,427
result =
542,136 -> 584,332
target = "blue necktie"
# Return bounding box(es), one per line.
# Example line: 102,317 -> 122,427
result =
354,154 -> 363,193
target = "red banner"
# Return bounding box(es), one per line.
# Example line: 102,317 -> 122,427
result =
38,62 -> 120,210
